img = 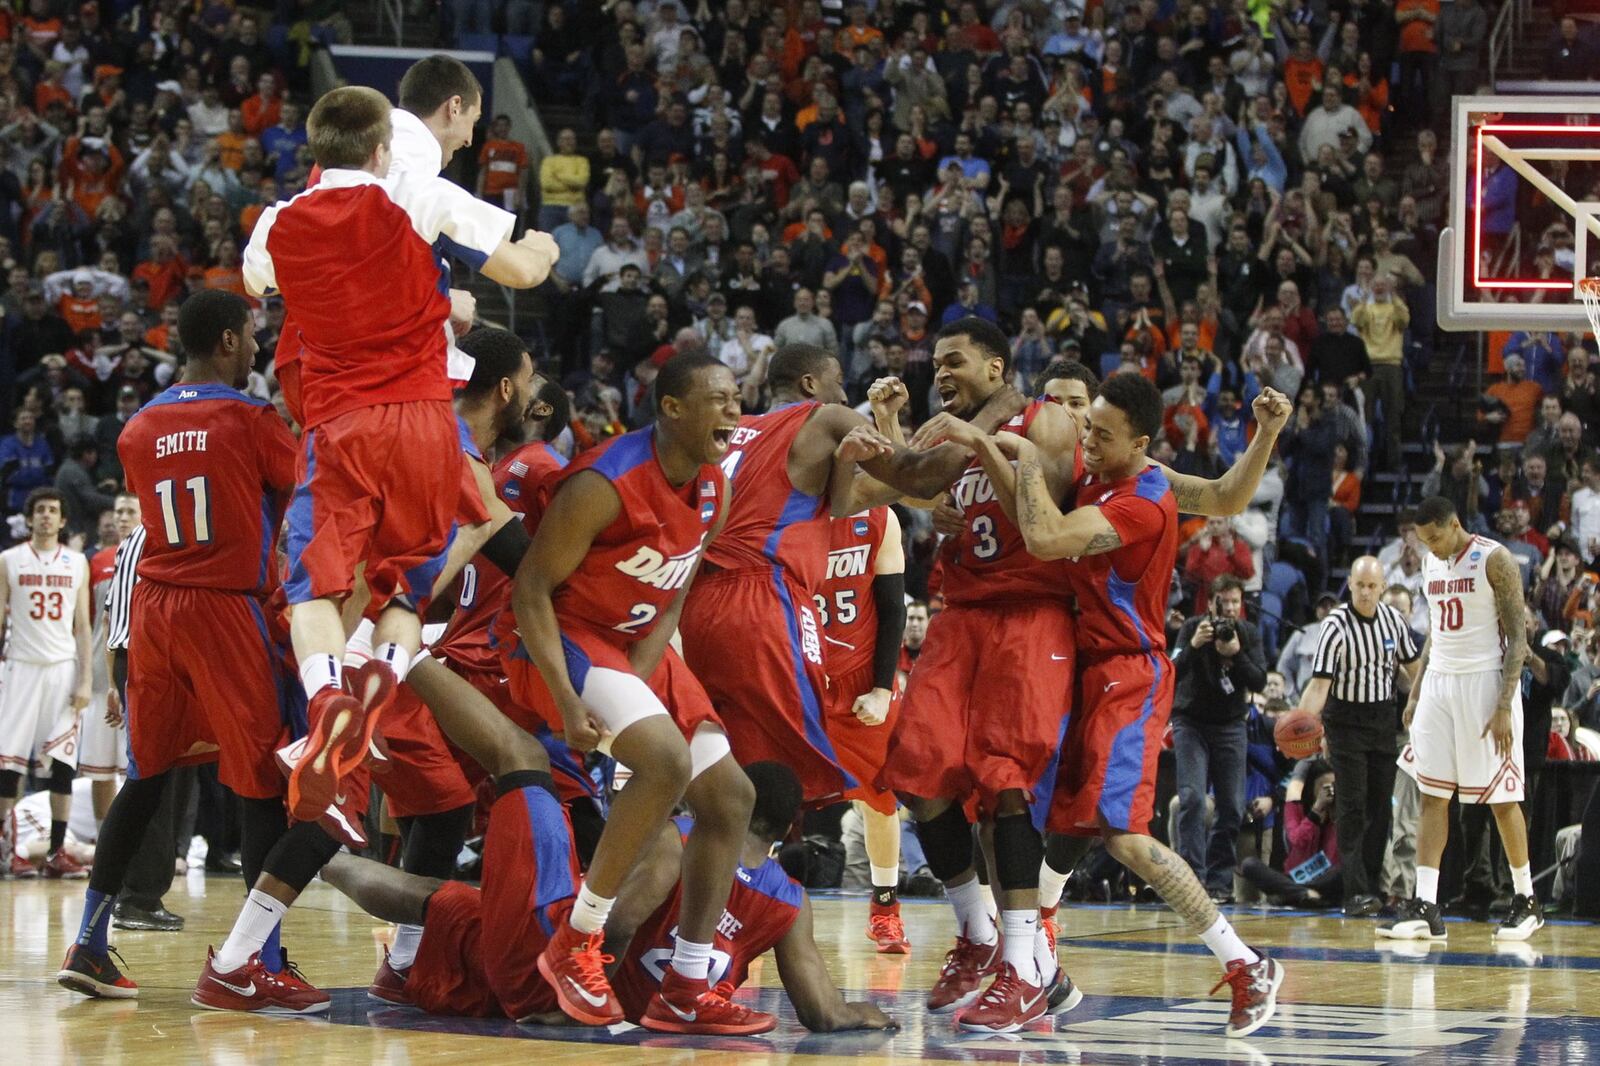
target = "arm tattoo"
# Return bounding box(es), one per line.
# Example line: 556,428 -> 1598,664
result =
1168,477 -> 1205,513
1488,550 -> 1528,709
1084,529 -> 1124,555
1017,457 -> 1051,538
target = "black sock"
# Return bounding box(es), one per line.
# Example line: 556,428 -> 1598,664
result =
50,820 -> 67,854
873,885 -> 897,907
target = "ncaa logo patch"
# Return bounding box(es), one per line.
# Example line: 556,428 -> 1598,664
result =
503,483 -> 521,500
1470,551 -> 1482,561
853,519 -> 869,536
700,502 -> 716,523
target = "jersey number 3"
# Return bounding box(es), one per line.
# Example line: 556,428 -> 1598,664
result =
154,476 -> 213,547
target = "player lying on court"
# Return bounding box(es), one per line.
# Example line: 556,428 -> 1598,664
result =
324,761 -> 893,1033
837,319 -> 1291,1035
948,370 -> 1290,1038
242,83 -> 557,829
1378,495 -> 1544,943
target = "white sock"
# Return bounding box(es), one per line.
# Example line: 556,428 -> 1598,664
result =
1416,865 -> 1440,904
1199,916 -> 1259,968
1034,926 -> 1057,981
374,643 -> 411,684
870,863 -> 899,891
570,881 -> 614,935
1510,863 -> 1535,898
1039,859 -> 1069,911
343,619 -> 375,669
215,890 -> 288,973
671,937 -> 713,981
1000,909 -> 1041,984
947,877 -> 997,944
389,923 -> 423,970
298,653 -> 341,698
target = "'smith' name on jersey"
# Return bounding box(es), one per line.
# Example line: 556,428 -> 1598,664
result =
615,544 -> 703,591
154,430 -> 209,458
826,543 -> 870,581
14,573 -> 76,588
1427,577 -> 1477,597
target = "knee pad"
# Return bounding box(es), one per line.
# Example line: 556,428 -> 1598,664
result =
914,804 -> 974,883
261,820 -> 343,892
0,768 -> 23,797
992,812 -> 1043,892
48,759 -> 75,795
400,804 -> 473,879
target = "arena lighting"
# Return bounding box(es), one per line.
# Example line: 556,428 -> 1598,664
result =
1472,122 -> 1600,291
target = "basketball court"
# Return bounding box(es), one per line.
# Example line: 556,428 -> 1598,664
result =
4,873 -> 1598,1065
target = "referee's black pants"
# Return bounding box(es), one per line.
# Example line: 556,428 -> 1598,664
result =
110,650 -> 187,911
1324,702 -> 1397,899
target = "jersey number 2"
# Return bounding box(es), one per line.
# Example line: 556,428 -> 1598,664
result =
614,604 -> 658,634
1437,597 -> 1464,633
154,476 -> 212,547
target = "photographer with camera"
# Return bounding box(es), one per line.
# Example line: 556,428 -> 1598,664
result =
1171,574 -> 1270,902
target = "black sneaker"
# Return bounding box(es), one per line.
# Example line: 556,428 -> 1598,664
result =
1343,894 -> 1384,918
57,944 -> 138,998
1494,894 -> 1544,941
1375,898 -> 1446,941
113,902 -> 185,932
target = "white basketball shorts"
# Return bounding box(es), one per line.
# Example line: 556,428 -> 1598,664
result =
0,659 -> 80,773
1397,668 -> 1524,804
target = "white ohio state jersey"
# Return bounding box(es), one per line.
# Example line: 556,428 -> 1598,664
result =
2,544 -> 85,664
1420,535 -> 1506,675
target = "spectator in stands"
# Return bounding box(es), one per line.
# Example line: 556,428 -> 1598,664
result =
1568,457 -> 1600,566
1422,440 -> 1486,525
0,407 -> 53,511
1550,17 -> 1594,82
1279,383 -> 1342,563
53,436 -> 112,537
1537,539 -> 1588,629
476,114 -> 527,215
1184,517 -> 1255,614
1278,593 -> 1341,697
1551,413 -> 1595,487
537,126 -> 587,231
1351,275 -> 1408,469
773,286 -> 837,354
584,215 -> 648,292
1299,85 -> 1370,165
1172,574 -> 1268,903
1562,347 -> 1600,438
1522,395 -> 1568,469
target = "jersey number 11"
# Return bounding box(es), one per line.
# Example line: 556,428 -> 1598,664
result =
155,476 -> 213,546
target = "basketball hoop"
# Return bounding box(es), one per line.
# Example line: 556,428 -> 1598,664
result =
1580,277 -> 1600,338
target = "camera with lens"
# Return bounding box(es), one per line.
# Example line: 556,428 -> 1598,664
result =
1212,618 -> 1237,643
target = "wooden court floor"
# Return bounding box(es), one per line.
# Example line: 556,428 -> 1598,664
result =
5,871 -> 1600,1065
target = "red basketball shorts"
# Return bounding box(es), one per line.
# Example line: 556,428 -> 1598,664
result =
284,400 -> 458,610
824,663 -> 900,815
125,582 -> 305,800
878,599 -> 1075,815
344,683 -> 476,821
277,358 -> 304,427
408,783 -> 579,1019
1048,651 -> 1173,838
679,566 -> 849,804
504,627 -> 726,776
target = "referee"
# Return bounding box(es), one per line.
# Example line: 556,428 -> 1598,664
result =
1293,556 -> 1421,917
102,525 -> 191,932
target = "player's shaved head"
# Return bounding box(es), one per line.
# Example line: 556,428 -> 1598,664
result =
399,55 -> 482,116
765,343 -> 839,400
745,761 -> 803,842
307,85 -> 392,169
178,289 -> 251,359
655,351 -> 726,413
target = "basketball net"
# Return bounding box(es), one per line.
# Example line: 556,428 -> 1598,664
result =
1580,277 -> 1600,339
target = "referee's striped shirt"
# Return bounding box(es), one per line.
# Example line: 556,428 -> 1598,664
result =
104,525 -> 146,652
1311,601 -> 1420,704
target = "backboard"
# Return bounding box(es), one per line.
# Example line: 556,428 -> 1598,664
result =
1439,93 -> 1600,332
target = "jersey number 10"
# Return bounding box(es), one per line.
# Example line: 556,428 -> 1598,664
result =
154,476 -> 213,547
1436,597 -> 1464,633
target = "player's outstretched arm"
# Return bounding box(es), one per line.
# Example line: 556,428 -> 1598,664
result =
481,229 -> 562,289
995,432 -> 1123,561
1157,387 -> 1292,516
1486,548 -> 1528,757
627,494 -> 731,680
70,556 -> 92,712
863,378 -> 940,510
774,896 -> 896,1032
511,471 -> 619,751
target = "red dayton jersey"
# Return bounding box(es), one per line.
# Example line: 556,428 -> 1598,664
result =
437,440 -> 568,673
548,427 -> 724,648
1066,464 -> 1178,656
817,508 -> 889,677
118,383 -> 297,595
614,853 -> 803,1018
943,400 -> 1077,606
89,545 -> 116,624
242,169 -> 510,430
708,401 -> 832,593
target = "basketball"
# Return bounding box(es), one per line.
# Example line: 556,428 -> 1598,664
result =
1275,710 -> 1325,759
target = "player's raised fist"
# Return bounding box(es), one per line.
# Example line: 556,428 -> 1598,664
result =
852,687 -> 891,727
558,697 -> 605,753
836,424 -> 894,464
449,288 -> 476,335
910,412 -> 982,450
867,377 -> 909,418
517,229 -> 561,265
1252,388 -> 1292,434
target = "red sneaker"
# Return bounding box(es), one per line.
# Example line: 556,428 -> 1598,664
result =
1211,952 -> 1284,1038
368,948 -> 411,1005
43,850 -> 90,879
926,935 -> 1002,1014
191,948 -> 330,1015
534,921 -> 622,1025
640,969 -> 777,1035
867,903 -> 911,955
287,688 -> 366,821
957,962 -> 1049,1033
9,851 -> 39,879
57,943 -> 138,999
314,791 -> 369,851
1041,905 -> 1060,956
